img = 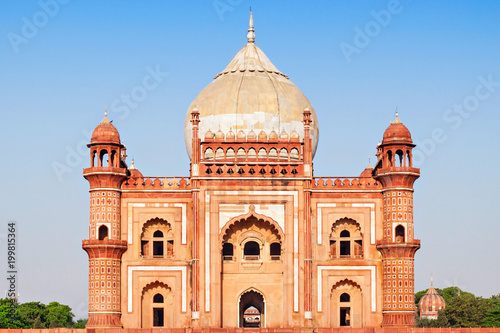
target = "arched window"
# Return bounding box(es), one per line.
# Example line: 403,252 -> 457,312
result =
215,148 -> 224,160
270,242 -> 281,260
247,148 -> 257,159
406,150 -> 412,167
226,148 -> 235,159
290,148 -> 299,161
340,230 -> 351,256
153,292 -> 164,327
111,150 -> 117,167
223,243 -> 234,261
141,219 -> 174,259
269,148 -> 278,159
395,225 -> 405,243
153,230 -> 164,256
340,293 -> 350,302
243,241 -> 260,260
237,148 -> 246,159
98,225 -> 108,240
153,293 -> 164,303
279,148 -> 288,160
258,148 -> 267,159
204,148 -> 214,160
339,292 -> 352,327
91,150 -> 97,167
330,218 -> 363,259
387,150 -> 393,167
396,149 -> 404,167
100,149 -> 109,167
340,230 -> 350,237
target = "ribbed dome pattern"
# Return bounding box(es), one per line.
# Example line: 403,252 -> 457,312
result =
419,286 -> 446,319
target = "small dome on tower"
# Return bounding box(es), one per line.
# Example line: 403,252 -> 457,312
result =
215,128 -> 225,141
382,111 -> 412,144
290,130 -> 300,142
279,129 -> 289,141
237,130 -> 246,141
359,162 -> 374,177
91,109 -> 120,144
247,129 -> 257,141
226,128 -> 235,141
418,278 -> 446,320
205,129 -> 214,140
269,129 -> 278,142
258,130 -> 267,142
128,158 -> 143,178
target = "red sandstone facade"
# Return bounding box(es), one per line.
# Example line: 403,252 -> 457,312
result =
83,109 -> 420,329
82,15 -> 421,329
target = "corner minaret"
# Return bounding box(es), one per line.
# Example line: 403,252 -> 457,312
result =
82,110 -> 128,328
374,111 -> 421,327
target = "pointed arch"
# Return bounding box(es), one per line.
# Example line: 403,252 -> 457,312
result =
141,218 -> 174,258
330,218 -> 363,258
238,287 -> 266,328
141,281 -> 173,328
330,279 -> 363,328
219,205 -> 284,245
331,278 -> 362,292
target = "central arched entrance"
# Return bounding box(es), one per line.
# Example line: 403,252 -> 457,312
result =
239,289 -> 265,328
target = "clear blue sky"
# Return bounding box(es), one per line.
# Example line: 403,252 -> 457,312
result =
1,1 -> 499,318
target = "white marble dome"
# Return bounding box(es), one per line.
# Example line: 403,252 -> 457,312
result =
184,12 -> 319,159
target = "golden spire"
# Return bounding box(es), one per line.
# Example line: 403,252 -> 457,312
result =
247,9 -> 255,43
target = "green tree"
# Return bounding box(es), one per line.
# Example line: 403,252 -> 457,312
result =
17,301 -> 46,328
0,299 -> 75,328
0,298 -> 24,328
443,293 -> 491,327
73,318 -> 88,328
33,316 -> 43,329
482,297 -> 500,327
44,302 -> 74,328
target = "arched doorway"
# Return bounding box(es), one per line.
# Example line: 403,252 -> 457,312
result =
219,206 -> 284,327
239,290 -> 265,328
141,281 -> 173,328
330,279 -> 363,327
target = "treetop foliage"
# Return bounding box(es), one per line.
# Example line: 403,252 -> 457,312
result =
0,298 -> 86,329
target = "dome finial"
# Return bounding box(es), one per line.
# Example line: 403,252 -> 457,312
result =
101,106 -> 110,124
392,107 -> 402,124
129,157 -> 137,170
431,274 -> 434,288
247,9 -> 255,43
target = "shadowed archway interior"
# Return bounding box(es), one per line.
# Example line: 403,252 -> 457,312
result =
239,290 -> 265,328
